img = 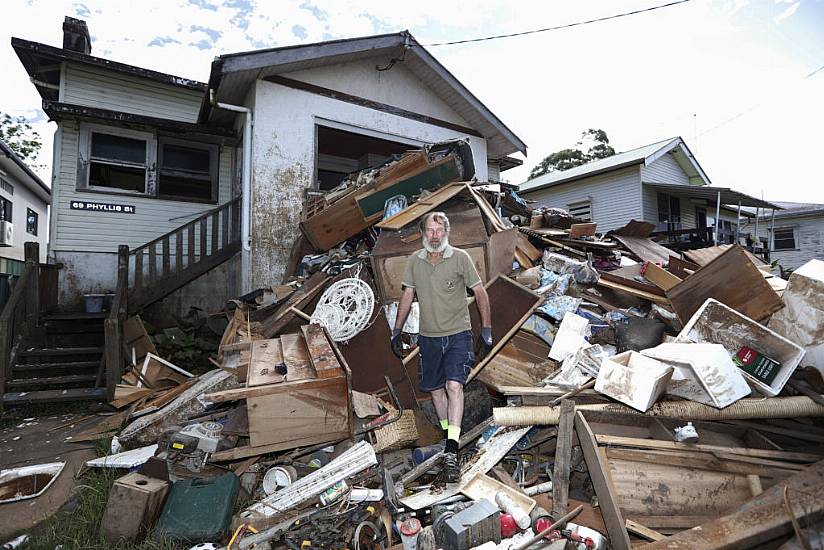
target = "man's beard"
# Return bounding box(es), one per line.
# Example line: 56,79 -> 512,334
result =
422,234 -> 449,253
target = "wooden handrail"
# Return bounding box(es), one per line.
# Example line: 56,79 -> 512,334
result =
132,196 -> 241,257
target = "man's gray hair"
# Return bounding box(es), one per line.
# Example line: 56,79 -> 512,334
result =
419,211 -> 450,233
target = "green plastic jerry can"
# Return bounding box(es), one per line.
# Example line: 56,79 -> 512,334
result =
153,472 -> 240,544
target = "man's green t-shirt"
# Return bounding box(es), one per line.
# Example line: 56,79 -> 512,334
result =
401,244 -> 482,337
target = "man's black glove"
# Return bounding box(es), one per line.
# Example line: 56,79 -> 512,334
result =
475,327 -> 493,359
391,328 -> 404,359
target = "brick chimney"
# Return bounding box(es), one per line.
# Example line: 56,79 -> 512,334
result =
62,16 -> 91,55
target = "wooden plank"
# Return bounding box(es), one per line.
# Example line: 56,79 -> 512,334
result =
187,224 -> 195,266
637,458 -> 824,549
212,431 -> 348,461
211,210 -> 219,256
375,182 -> 467,230
487,228 -> 518,280
246,339 -> 285,387
720,420 -> 824,444
199,217 -> 207,258
597,278 -> 671,305
611,235 -> 673,264
204,374 -> 344,403
569,222 -> 597,239
574,411 -> 632,550
257,272 -> 329,338
281,332 -> 316,382
628,515 -> 712,530
247,377 -> 349,448
552,399 -> 575,518
614,220 -> 655,238
666,245 -> 784,323
594,434 -> 822,463
467,275 -> 543,382
642,261 -> 682,291
146,242 -> 156,283
604,448 -> 795,479
667,255 -> 700,279
684,244 -> 766,267
175,229 -> 183,271
221,204 -> 230,248
134,250 -> 143,290
161,236 -> 170,278
599,264 -> 667,297
625,519 -> 666,542
301,324 -> 342,378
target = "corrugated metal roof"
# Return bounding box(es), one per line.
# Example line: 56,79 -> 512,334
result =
518,137 -> 678,193
203,32 -> 526,158
743,201 -> 824,219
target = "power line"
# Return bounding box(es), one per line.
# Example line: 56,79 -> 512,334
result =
425,0 -> 692,47
699,60 -> 824,137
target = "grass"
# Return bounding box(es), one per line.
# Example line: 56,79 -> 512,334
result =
20,438 -> 184,550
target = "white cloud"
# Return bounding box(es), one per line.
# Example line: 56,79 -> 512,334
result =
775,1 -> 801,23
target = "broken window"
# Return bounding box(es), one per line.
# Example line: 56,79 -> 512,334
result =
315,125 -> 413,192
88,131 -> 148,193
773,227 -> 797,251
568,199 -> 592,222
26,208 -> 37,236
158,139 -> 217,201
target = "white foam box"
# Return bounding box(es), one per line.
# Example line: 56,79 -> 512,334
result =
595,351 -> 674,412
642,342 -> 751,408
677,298 -> 805,397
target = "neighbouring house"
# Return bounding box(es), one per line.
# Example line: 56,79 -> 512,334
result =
0,139 -> 50,277
12,17 -> 526,316
517,136 -> 777,253
742,202 -> 824,273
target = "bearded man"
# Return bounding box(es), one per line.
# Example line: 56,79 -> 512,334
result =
391,211 -> 492,483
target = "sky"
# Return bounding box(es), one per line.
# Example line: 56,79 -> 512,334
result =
2,0 -> 823,203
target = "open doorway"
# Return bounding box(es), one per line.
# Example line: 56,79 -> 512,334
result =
315,126 -> 413,191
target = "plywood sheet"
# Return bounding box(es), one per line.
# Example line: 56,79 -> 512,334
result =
599,264 -> 666,297
375,182 -> 468,230
684,244 -> 766,267
301,324 -> 342,378
643,261 -> 682,291
612,235 -> 674,264
488,228 -> 518,280
247,339 -> 285,387
281,333 -> 316,382
667,245 -> 784,323
569,222 -> 597,239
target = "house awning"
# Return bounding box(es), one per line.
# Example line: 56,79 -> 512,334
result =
643,182 -> 781,211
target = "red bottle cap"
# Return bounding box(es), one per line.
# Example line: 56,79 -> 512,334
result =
399,518 -> 421,536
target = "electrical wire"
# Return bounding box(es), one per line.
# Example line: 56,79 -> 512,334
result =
425,0 -> 692,46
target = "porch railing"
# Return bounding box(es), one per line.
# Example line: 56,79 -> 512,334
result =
0,242 -> 42,401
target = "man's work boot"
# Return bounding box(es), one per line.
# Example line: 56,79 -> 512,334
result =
443,451 -> 460,483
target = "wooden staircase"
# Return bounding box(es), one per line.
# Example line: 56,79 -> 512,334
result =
1,197 -> 241,406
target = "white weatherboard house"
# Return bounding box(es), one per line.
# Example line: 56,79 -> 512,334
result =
742,202 -> 824,272
0,140 -> 50,276
12,17 -> 525,315
518,137 -> 778,250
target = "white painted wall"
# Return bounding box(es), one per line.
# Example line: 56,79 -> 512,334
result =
641,152 -> 691,185
520,166 -> 642,232
285,58 -> 471,127
249,76 -> 489,288
0,161 -> 49,266
744,214 -> 824,270
50,123 -> 234,253
641,185 -> 697,229
63,63 -> 202,123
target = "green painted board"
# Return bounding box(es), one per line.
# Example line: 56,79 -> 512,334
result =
356,161 -> 462,218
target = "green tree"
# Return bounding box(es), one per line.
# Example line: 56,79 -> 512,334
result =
529,128 -> 616,180
0,112 -> 42,162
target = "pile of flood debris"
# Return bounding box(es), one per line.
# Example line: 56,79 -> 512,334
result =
5,139 -> 824,549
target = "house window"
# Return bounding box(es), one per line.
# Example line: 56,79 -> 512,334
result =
0,179 -> 13,195
158,139 -> 218,201
88,131 -> 149,193
568,200 -> 592,221
26,208 -> 38,236
773,227 -> 797,251
0,197 -> 11,223
657,192 -> 681,231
